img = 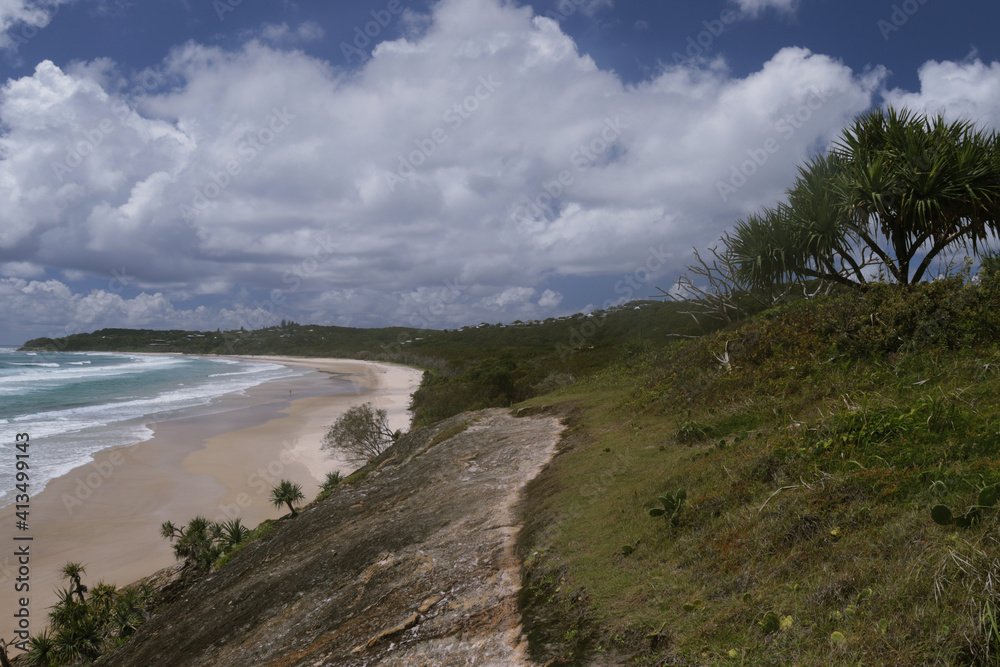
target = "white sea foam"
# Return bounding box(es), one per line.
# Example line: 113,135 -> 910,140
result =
0,352 -> 308,507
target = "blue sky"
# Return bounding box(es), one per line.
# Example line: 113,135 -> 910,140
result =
1,0 -> 999,343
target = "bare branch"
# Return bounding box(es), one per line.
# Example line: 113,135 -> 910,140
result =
322,403 -> 399,466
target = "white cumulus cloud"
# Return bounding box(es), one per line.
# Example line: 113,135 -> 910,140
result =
1,0 -> 997,342
882,58 -> 1000,126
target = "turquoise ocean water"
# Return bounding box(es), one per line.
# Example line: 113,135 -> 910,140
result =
0,349 -> 308,508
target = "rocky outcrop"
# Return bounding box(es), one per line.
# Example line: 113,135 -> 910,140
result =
97,408 -> 564,666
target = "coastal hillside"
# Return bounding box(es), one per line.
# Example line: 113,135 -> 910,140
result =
16,273 -> 1000,665
512,273 -> 1000,665
93,409 -> 563,666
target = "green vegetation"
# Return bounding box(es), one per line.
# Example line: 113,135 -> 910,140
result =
516,269 -> 1000,665
728,108 -> 1000,288
322,402 -> 398,466
214,520 -> 277,570
323,470 -> 344,490
160,516 -> 254,571
270,480 -> 305,517
647,488 -> 686,528
18,321 -> 436,357
930,482 -> 1000,528
314,471 -> 344,503
22,563 -> 156,665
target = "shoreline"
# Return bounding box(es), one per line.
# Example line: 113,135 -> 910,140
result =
0,356 -> 423,642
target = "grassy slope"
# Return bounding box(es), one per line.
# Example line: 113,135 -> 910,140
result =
517,276 -> 1000,666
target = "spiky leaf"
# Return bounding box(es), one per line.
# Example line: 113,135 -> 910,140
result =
978,485 -> 998,508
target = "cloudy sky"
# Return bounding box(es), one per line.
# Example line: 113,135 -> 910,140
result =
0,0 -> 998,343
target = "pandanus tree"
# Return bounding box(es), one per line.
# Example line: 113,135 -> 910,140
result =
270,479 -> 305,517
728,108 -> 1000,288
60,562 -> 88,604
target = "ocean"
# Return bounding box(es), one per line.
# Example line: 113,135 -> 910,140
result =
0,349 -> 309,508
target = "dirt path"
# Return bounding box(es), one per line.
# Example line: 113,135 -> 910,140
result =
97,408 -> 564,666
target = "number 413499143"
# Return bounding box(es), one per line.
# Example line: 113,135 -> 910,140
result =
15,433 -> 29,498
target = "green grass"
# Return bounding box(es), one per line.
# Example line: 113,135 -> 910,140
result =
517,279 -> 1000,665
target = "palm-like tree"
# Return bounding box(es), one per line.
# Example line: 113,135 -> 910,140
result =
60,562 -> 88,604
836,108 -> 1000,283
176,516 -> 221,570
160,520 -> 182,540
48,587 -> 86,630
24,630 -> 56,667
161,516 -> 222,570
270,480 -> 305,517
214,517 -> 249,549
52,613 -> 102,663
322,470 -> 344,493
87,581 -> 118,629
729,107 -> 1000,289
107,600 -> 143,640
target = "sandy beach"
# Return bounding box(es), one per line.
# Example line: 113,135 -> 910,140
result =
0,356 -> 423,642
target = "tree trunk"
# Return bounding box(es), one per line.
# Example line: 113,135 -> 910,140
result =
74,578 -> 87,604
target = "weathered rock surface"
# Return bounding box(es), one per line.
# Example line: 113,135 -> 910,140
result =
97,408 -> 564,666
